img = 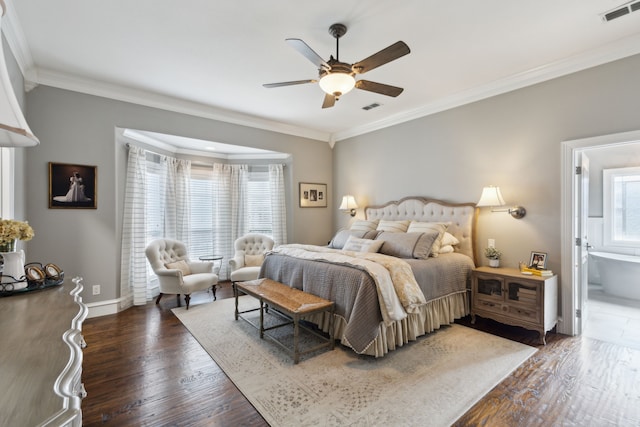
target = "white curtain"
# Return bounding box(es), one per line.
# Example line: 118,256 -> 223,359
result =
121,147 -> 192,307
120,145 -> 149,308
164,157 -> 191,244
212,163 -> 248,279
269,164 -> 287,246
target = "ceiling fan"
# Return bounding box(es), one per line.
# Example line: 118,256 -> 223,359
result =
263,23 -> 410,109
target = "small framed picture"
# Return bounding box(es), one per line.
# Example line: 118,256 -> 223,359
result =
529,251 -> 547,269
299,182 -> 327,208
49,162 -> 97,209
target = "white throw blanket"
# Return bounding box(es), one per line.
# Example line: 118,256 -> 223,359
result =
268,244 -> 427,325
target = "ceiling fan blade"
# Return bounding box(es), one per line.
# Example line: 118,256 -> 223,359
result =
263,79 -> 317,88
355,80 -> 404,97
286,38 -> 330,70
322,93 -> 336,109
352,41 -> 410,74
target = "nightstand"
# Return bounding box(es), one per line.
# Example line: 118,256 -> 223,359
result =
471,266 -> 558,344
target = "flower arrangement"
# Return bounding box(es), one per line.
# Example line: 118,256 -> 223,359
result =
484,247 -> 502,260
0,218 -> 34,248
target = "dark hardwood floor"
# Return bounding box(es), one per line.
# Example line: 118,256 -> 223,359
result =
82,282 -> 640,426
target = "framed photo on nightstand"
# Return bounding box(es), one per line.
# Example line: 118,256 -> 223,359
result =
529,251 -> 547,269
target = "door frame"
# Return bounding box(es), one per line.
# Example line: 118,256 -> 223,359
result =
560,129 -> 640,336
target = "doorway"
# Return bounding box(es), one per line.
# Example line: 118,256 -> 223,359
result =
561,129 -> 640,340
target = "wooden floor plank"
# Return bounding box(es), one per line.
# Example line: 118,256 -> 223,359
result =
82,282 -> 640,426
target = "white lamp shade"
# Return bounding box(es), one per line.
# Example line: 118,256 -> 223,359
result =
0,2 -> 39,147
319,72 -> 356,97
339,195 -> 358,210
477,186 -> 506,207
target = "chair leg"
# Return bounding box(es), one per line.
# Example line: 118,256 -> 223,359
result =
212,284 -> 217,301
156,293 -> 163,305
185,294 -> 191,310
176,294 -> 181,307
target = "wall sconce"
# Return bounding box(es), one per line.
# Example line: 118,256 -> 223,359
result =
339,195 -> 358,217
476,186 -> 526,219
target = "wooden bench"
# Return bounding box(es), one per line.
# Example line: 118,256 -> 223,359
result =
234,278 -> 335,364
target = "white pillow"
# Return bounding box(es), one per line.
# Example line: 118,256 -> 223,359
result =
244,254 -> 265,267
350,219 -> 379,232
342,235 -> 384,253
438,245 -> 455,254
441,232 -> 460,246
376,220 -> 410,233
165,260 -> 191,276
406,221 -> 450,257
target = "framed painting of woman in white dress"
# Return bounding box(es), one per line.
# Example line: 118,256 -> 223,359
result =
49,163 -> 97,209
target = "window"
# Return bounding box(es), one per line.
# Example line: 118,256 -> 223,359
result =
247,168 -> 272,236
186,165 -> 273,260
189,166 -> 214,259
603,166 -> 640,246
145,155 -> 166,242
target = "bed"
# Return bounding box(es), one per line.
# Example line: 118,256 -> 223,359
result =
259,196 -> 478,357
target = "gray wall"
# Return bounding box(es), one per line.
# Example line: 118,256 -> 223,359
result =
333,54 -> 640,282
24,86 -> 333,303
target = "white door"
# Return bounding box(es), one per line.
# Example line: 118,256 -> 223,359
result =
576,153 -> 590,334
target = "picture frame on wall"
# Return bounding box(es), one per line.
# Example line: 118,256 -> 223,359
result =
299,182 -> 327,208
49,162 -> 97,209
529,251 -> 547,269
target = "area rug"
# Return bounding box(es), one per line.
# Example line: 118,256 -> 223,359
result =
173,297 -> 537,427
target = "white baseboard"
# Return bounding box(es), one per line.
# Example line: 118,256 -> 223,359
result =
86,298 -> 121,318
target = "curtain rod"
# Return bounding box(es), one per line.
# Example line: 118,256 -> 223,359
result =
127,143 -> 285,167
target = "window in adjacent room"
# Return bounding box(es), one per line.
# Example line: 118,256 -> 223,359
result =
603,166 -> 640,247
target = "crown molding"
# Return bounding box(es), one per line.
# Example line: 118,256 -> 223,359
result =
330,33 -> 640,142
4,2 -> 640,148
1,0 -> 35,80
34,68 -> 331,142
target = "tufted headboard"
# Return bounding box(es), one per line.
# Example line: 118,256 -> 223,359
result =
365,196 -> 478,266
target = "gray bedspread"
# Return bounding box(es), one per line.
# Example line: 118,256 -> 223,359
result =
259,251 -> 473,353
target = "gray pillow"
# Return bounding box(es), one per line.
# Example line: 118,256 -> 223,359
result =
376,230 -> 440,259
329,229 -> 366,249
329,229 -> 380,249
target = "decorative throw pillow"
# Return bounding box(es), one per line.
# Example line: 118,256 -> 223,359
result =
350,219 -> 379,232
165,260 -> 191,276
376,231 -> 439,259
244,254 -> 265,267
342,235 -> 385,253
376,219 -> 410,233
441,231 -> 460,246
438,245 -> 455,254
329,229 -> 367,249
406,221 -> 450,257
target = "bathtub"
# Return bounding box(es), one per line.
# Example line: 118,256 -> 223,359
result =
589,251 -> 640,300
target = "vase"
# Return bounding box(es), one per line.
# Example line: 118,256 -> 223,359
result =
0,239 -> 16,252
1,249 -> 27,290
489,258 -> 500,268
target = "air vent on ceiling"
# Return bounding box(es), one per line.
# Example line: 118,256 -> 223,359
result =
362,102 -> 382,111
601,1 -> 640,21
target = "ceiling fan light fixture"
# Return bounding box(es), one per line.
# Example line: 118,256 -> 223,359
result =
319,72 -> 355,97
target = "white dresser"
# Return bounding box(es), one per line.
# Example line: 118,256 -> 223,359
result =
0,277 -> 87,426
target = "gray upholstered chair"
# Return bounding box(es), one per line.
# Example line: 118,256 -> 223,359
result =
229,233 -> 275,284
145,238 -> 218,309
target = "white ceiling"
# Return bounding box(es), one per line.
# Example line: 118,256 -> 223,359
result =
5,0 -> 640,144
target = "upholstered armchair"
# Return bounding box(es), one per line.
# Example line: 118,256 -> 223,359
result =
145,238 -> 219,309
229,234 -> 275,283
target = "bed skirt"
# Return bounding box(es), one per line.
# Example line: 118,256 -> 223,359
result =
304,290 -> 469,357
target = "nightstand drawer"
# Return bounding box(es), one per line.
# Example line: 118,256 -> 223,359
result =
507,305 -> 540,323
474,298 -> 504,311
